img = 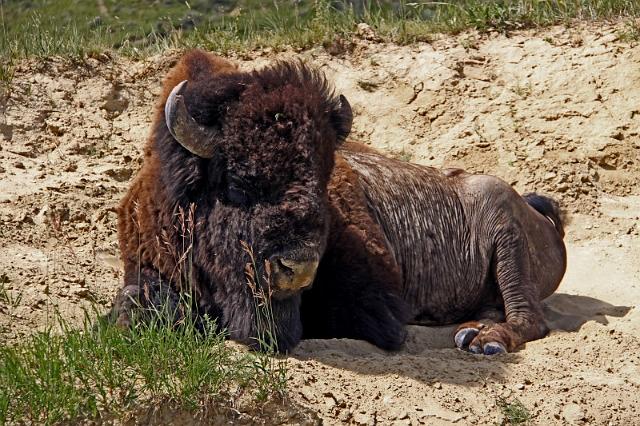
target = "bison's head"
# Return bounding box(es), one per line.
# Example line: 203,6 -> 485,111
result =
155,53 -> 352,351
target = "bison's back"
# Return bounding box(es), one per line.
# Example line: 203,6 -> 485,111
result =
340,149 -> 492,324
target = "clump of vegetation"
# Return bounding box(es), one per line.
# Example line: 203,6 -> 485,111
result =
393,148 -> 413,162
242,241 -> 289,402
0,241 -> 289,426
0,274 -> 21,311
497,396 -> 532,425
0,308 -> 288,424
618,19 -> 640,42
2,0 -> 640,71
511,81 -> 533,98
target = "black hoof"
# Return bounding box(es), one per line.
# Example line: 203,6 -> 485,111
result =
482,342 -> 507,355
454,327 -> 479,349
467,341 -> 507,355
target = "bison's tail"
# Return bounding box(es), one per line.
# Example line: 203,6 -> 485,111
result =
523,193 -> 567,239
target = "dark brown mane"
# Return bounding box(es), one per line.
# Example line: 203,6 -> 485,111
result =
253,59 -> 340,114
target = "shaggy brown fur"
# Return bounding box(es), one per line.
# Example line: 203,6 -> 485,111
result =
110,50 -> 567,354
112,50 -> 403,351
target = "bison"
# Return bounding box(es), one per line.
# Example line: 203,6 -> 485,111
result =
109,50 -> 567,355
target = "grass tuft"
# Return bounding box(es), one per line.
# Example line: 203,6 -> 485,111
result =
0,305 -> 287,424
497,396 -> 532,425
1,203 -> 289,424
618,19 -> 640,41
242,241 -> 288,402
0,274 -> 21,311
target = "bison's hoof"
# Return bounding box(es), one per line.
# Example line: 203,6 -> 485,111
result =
483,342 -> 507,355
468,341 -> 507,355
454,327 -> 479,349
456,328 -> 507,355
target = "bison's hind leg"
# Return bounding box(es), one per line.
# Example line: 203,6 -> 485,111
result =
456,225 -> 549,355
452,176 -> 556,355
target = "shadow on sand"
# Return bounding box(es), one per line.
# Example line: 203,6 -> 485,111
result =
543,293 -> 631,331
290,293 -> 632,385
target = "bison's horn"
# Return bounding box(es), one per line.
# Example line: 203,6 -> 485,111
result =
339,95 -> 353,129
335,95 -> 353,141
164,80 -> 220,158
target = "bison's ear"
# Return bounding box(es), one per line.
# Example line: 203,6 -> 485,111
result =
332,95 -> 353,144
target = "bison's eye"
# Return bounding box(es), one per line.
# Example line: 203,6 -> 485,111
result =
227,183 -> 251,207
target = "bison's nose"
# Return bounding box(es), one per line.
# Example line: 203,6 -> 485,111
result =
270,257 -> 319,291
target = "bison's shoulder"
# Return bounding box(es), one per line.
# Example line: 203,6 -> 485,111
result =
117,147 -> 181,280
339,141 -> 381,155
326,154 -> 403,289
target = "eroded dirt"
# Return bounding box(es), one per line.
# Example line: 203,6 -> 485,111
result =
1,22 -> 639,425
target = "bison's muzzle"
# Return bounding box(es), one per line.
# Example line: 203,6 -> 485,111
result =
270,256 -> 319,295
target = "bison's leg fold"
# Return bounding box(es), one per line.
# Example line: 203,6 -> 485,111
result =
463,228 -> 548,355
108,266 -> 184,328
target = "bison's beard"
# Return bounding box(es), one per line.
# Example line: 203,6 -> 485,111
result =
194,203 -> 324,353
222,291 -> 303,353
257,295 -> 303,352
204,244 -> 307,352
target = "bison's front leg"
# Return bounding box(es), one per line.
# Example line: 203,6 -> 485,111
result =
302,270 -> 408,351
302,224 -> 409,351
455,227 -> 548,354
108,265 -> 184,328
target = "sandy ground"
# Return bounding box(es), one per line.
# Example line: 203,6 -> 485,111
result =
1,22 -> 639,425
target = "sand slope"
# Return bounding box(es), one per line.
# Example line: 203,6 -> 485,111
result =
1,22 -> 639,425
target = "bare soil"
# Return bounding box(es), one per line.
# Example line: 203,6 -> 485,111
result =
1,22 -> 639,425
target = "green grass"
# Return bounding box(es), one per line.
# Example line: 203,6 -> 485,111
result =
0,274 -> 21,312
0,305 -> 287,424
618,18 -> 640,41
1,0 -> 640,89
497,396 -> 532,425
1,0 -> 640,65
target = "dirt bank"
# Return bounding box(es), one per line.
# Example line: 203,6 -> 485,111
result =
1,22 -> 639,425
